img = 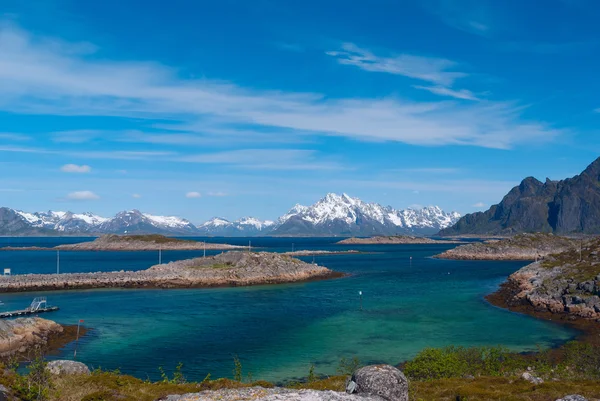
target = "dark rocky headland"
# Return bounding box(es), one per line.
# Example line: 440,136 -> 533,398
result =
440,157 -> 600,236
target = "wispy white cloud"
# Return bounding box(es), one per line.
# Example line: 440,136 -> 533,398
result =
208,191 -> 227,197
66,190 -> 99,200
61,163 -> 91,173
186,191 -> 201,198
472,202 -> 486,208
0,22 -> 565,150
0,133 -> 30,141
395,167 -> 461,174
132,193 -> 141,198
421,0 -> 495,37
413,85 -> 479,101
326,43 -> 466,85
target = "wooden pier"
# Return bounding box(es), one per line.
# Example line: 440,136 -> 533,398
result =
0,297 -> 59,319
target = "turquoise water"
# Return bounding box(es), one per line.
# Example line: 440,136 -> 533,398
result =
0,237 -> 576,383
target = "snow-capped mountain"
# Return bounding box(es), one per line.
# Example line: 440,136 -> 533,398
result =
0,208 -> 198,235
271,193 -> 461,236
0,193 -> 460,236
198,217 -> 275,236
97,210 -> 198,235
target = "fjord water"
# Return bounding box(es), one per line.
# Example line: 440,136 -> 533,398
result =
0,237 -> 575,382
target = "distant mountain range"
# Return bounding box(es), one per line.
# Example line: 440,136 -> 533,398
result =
0,193 -> 461,237
439,157 -> 600,236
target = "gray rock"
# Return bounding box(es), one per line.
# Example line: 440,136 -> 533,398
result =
556,396 -> 588,401
46,360 -> 90,375
346,365 -> 408,401
521,371 -> 544,385
0,385 -> 10,401
162,387 -> 385,400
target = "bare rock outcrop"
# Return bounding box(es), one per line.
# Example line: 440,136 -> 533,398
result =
0,251 -> 341,293
490,237 -> 600,319
162,388 -> 385,401
0,318 -> 63,356
435,233 -> 577,260
46,360 -> 91,375
346,365 -> 408,401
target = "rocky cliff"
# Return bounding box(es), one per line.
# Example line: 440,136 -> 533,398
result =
440,157 -> 600,236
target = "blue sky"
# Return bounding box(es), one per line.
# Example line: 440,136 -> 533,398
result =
1,0 -> 599,223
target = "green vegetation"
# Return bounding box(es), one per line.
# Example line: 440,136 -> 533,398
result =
3,341 -> 600,400
541,237 -> 597,281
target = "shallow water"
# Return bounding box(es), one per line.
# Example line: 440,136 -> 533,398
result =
0,237 -> 576,383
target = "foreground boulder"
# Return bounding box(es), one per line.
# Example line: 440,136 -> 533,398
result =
556,396 -> 588,401
46,360 -> 90,375
346,365 -> 408,401
162,387 -> 385,400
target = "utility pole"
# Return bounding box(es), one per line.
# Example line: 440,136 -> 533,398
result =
203,242 -> 206,258
56,250 -> 60,274
74,319 -> 83,360
159,248 -> 162,264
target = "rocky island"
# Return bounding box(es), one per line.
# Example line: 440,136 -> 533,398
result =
487,236 -> 600,320
0,251 -> 341,293
435,233 -> 577,260
336,236 -> 461,245
282,250 -> 361,256
1,234 -> 243,251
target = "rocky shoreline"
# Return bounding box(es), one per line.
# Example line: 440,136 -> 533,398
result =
435,233 -> 577,260
0,251 -> 342,293
282,250 -> 361,256
0,317 -> 82,358
1,234 -> 243,252
336,236 -> 462,245
484,236 -> 600,350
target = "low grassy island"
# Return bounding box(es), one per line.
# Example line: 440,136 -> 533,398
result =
336,236 -> 462,245
488,236 -> 600,320
435,233 -> 578,260
0,251 -> 342,293
1,234 -> 243,252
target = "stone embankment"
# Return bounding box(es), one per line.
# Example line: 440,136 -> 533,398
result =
435,233 -> 577,260
0,251 -> 341,293
488,237 -> 600,320
337,236 -> 461,245
0,318 -> 63,357
1,234 -> 243,251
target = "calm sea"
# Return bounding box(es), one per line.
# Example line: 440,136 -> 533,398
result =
0,237 -> 576,383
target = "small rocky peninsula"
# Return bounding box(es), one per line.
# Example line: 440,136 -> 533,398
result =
435,233 -> 577,260
0,317 -> 63,357
336,236 -> 461,245
488,237 -> 600,320
1,234 -> 243,251
0,251 -> 341,292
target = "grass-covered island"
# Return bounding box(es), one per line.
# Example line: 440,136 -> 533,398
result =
435,233 -> 578,260
0,251 -> 341,292
336,236 -> 462,245
1,234 -> 243,251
